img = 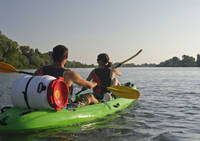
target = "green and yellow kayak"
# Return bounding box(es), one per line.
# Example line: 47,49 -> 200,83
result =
0,98 -> 134,133
0,83 -> 138,133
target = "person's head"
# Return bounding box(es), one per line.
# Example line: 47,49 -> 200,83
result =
97,53 -> 112,68
52,45 -> 68,63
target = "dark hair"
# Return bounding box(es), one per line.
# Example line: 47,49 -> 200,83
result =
52,45 -> 68,62
97,53 -> 112,68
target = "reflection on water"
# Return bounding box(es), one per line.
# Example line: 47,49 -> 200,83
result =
0,68 -> 200,141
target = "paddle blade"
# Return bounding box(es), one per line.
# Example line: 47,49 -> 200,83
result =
107,85 -> 140,99
0,62 -> 19,73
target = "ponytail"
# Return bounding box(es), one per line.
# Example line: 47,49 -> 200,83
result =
105,62 -> 112,68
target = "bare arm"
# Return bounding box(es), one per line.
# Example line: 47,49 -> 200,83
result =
110,65 -> 122,77
63,69 -> 97,89
113,68 -> 121,76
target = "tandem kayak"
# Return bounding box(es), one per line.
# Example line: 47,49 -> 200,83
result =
0,83 -> 139,133
0,98 -> 135,133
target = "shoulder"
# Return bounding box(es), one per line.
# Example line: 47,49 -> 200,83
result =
63,68 -> 79,76
63,68 -> 72,74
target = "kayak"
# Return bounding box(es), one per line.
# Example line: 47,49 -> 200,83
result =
0,98 -> 134,133
0,83 -> 137,133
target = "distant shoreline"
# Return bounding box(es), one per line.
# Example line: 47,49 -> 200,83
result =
1,31 -> 200,68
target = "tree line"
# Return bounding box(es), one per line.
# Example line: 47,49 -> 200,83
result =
157,55 -> 200,67
0,31 -> 94,69
121,54 -> 200,67
0,31 -> 200,68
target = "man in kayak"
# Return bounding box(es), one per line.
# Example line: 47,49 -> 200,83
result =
83,53 -> 121,103
34,45 -> 98,105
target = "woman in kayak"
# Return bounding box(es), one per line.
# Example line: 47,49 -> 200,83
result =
34,45 -> 98,105
83,53 -> 121,102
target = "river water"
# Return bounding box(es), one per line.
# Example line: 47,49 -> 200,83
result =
0,67 -> 200,141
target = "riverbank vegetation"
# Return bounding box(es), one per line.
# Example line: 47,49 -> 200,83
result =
0,31 -> 94,69
121,55 -> 200,67
0,31 -> 200,68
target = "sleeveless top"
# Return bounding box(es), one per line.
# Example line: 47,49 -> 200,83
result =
92,68 -> 112,94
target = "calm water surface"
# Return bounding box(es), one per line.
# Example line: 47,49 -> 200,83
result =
0,67 -> 200,141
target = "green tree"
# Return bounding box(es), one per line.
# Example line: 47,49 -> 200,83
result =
180,55 -> 196,67
29,55 -> 45,68
158,57 -> 181,67
35,48 -> 41,55
19,55 -> 30,68
20,46 -> 31,56
0,46 -> 3,61
196,54 -> 200,67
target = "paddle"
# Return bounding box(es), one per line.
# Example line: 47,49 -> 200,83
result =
75,49 -> 143,96
0,62 -> 34,75
107,85 -> 140,99
75,85 -> 140,99
115,49 -> 143,68
75,88 -> 87,95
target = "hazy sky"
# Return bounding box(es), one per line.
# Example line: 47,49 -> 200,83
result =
1,0 -> 200,65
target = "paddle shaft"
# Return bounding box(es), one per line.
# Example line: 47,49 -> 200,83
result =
115,49 -> 143,68
0,62 -> 34,75
19,71 -> 34,75
75,89 -> 84,95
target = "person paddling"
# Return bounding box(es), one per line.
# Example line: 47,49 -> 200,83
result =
34,45 -> 97,104
84,53 -> 121,101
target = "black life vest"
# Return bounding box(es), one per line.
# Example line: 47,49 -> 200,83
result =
40,66 -> 66,78
93,68 -> 112,94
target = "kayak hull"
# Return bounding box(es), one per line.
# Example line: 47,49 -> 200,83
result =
0,98 -> 134,133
